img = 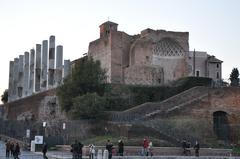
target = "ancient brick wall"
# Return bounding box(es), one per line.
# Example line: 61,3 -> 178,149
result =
110,31 -> 133,83
4,89 -> 66,121
88,22 -> 190,85
124,65 -> 163,85
110,86 -> 240,145
129,29 -> 189,84
88,37 -> 112,82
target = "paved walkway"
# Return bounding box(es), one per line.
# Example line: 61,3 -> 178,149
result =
0,141 -> 43,159
1,141 -> 240,159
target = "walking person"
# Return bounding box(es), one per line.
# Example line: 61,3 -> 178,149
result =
5,140 -> 11,157
194,141 -> 200,157
71,140 -> 80,159
143,138 -> 149,156
10,141 -> 14,157
118,140 -> 124,156
42,142 -> 48,159
13,142 -> 20,159
181,139 -> 187,156
89,144 -> 95,159
148,141 -> 153,157
78,142 -> 84,159
106,139 -> 113,159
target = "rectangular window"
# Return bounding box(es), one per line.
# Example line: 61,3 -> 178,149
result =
217,64 -> 219,68
196,70 -> 200,77
217,72 -> 219,79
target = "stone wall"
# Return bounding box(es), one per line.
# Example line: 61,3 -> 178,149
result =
208,62 -> 222,83
110,86 -> 240,146
187,51 -> 208,76
130,30 -> 189,84
4,89 -> 66,121
88,21 -> 190,85
124,65 -> 163,85
110,31 -> 134,83
88,37 -> 112,82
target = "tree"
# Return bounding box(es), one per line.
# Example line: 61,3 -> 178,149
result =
57,56 -> 107,112
1,89 -> 8,104
229,68 -> 239,86
71,93 -> 106,119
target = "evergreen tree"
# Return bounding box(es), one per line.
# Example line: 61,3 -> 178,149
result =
71,93 -> 106,119
229,68 -> 239,86
1,89 -> 8,104
57,56 -> 107,113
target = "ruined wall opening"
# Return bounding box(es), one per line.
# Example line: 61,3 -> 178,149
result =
213,111 -> 230,140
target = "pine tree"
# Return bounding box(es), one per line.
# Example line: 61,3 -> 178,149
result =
229,68 -> 239,86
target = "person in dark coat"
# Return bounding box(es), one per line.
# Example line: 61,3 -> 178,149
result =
71,140 -> 80,159
106,139 -> 114,159
194,141 -> 200,157
13,142 -> 20,159
118,140 -> 124,156
182,139 -> 187,155
42,142 -> 48,159
10,142 -> 14,157
78,142 -> 84,159
5,141 -> 11,157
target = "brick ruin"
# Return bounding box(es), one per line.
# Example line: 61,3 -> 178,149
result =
88,21 -> 222,86
0,22 -> 234,146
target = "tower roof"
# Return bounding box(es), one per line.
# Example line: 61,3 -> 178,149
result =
99,21 -> 118,27
207,55 -> 223,63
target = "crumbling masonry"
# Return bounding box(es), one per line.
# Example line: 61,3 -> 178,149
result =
8,36 -> 70,102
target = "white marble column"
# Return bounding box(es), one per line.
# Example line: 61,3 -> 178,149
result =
29,49 -> 35,94
35,44 -> 41,92
41,40 -> 48,90
48,35 -> 55,87
13,58 -> 19,100
17,55 -> 24,97
23,52 -> 30,97
64,60 -> 71,78
8,61 -> 14,102
55,45 -> 63,85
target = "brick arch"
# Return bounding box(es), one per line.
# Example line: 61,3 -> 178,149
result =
213,111 -> 230,140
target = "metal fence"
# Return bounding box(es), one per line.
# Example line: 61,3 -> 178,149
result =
0,119 -> 95,147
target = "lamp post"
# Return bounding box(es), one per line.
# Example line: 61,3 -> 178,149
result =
43,121 -> 47,143
63,122 -> 66,145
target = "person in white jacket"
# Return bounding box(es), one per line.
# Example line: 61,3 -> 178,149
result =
89,144 -> 95,159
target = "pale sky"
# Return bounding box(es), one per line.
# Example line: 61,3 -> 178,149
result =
0,0 -> 240,102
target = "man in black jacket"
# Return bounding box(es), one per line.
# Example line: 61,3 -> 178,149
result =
106,140 -> 113,159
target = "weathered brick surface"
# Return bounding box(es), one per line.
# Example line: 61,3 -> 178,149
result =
4,89 -> 60,120
88,21 -> 189,85
111,87 -> 240,145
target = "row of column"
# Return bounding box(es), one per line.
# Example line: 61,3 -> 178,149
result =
8,36 -> 71,102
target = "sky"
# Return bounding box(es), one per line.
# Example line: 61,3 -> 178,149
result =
0,0 -> 240,102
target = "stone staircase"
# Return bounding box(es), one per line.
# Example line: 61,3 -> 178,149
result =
109,86 -> 210,146
110,86 -> 209,122
144,93 -> 208,119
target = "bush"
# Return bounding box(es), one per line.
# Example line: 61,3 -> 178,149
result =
70,93 -> 106,119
